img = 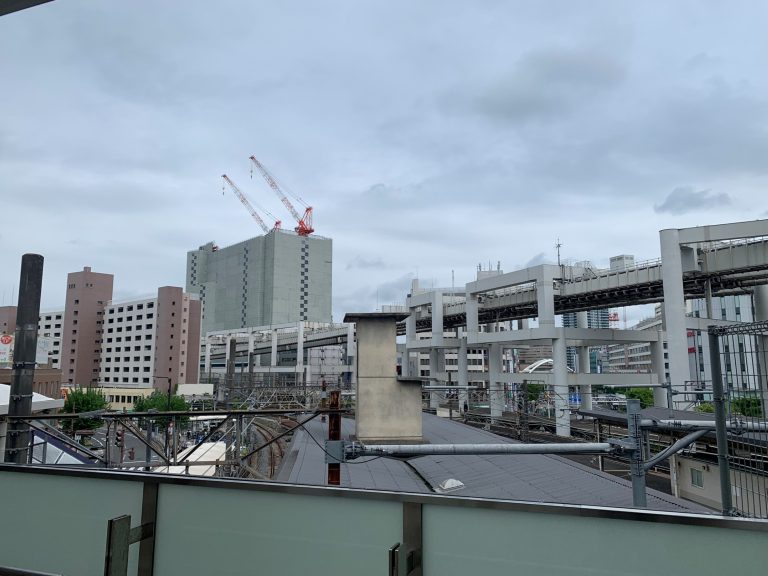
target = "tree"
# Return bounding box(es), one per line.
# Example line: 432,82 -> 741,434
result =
61,387 -> 109,433
696,402 -> 715,413
731,397 -> 762,418
625,388 -> 654,409
133,391 -> 190,426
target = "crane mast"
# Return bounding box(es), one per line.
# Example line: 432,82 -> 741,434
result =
249,155 -> 314,236
221,174 -> 280,234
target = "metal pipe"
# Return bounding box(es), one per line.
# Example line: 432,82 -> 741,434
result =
350,442 -> 613,458
708,330 -> 734,516
5,254 -> 44,464
642,419 -> 768,431
643,430 -> 709,471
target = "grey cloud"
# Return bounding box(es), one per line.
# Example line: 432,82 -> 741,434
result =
346,256 -> 386,270
473,46 -> 625,123
653,186 -> 731,215
524,252 -> 553,267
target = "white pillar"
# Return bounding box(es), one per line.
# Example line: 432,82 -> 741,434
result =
429,348 -> 440,409
552,333 -> 570,436
576,310 -> 592,410
297,322 -> 305,386
466,291 -> 479,336
652,331 -> 669,408
404,298 -> 417,378
204,339 -> 212,376
489,343 -> 504,420
271,329 -> 278,367
537,282 -> 555,327
432,291 -> 444,347
458,337 -> 469,412
660,228 -> 690,405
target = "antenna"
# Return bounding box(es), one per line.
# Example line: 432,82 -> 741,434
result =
555,238 -> 563,267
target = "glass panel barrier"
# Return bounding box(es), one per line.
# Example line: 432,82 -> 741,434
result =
153,483 -> 402,576
0,471 -> 143,576
422,504 -> 766,576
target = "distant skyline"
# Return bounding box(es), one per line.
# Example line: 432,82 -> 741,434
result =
2,1 -> 766,323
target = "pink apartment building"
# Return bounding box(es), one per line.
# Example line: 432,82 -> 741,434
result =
60,267 -> 114,387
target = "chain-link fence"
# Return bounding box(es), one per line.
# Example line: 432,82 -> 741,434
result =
709,320 -> 768,518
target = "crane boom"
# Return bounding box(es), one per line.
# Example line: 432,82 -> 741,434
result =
249,155 -> 314,236
221,174 -> 280,234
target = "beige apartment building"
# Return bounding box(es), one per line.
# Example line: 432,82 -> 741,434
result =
99,287 -> 201,390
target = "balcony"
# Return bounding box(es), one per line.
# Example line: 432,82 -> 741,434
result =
0,463 -> 766,576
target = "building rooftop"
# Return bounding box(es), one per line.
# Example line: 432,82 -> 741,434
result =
278,413 -> 711,513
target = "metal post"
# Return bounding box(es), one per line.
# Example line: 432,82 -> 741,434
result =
5,254 -> 44,464
144,419 -> 153,472
327,389 -> 341,485
708,330 -> 734,516
627,399 -> 647,508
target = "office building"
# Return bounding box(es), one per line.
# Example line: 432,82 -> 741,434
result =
186,230 -> 332,335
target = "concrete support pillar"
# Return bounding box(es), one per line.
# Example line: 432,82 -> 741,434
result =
651,331 -> 669,408
429,348 -> 440,409
224,336 -> 233,365
432,291 -> 444,346
458,337 -> 469,412
247,334 -> 255,386
271,329 -> 278,366
537,283 -> 555,328
297,322 -> 305,386
576,310 -> 592,410
466,292 -> 479,336
660,229 -> 690,405
204,340 -> 212,376
753,285 -> 768,417
552,333 -> 570,437
404,302 -> 417,377
489,343 -> 504,420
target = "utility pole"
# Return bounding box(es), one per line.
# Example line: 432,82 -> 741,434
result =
5,254 -> 44,464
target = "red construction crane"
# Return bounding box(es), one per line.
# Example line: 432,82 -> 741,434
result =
248,155 -> 314,236
221,174 -> 281,234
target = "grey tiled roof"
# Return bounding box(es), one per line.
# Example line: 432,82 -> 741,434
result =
276,414 -> 712,513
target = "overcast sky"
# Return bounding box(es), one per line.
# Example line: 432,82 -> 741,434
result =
1,1 -> 766,323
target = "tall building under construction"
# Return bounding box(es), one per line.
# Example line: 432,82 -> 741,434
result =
186,230 -> 332,335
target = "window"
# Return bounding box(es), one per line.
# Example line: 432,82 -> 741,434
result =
147,302 -> 154,309
138,304 -> 144,310
691,468 -> 704,488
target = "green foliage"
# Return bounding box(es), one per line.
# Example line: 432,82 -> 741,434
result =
626,388 -> 654,409
731,397 -> 762,417
61,387 -> 109,432
133,390 -> 190,425
696,402 -> 715,413
523,383 -> 545,402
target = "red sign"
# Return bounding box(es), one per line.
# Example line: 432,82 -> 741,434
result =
0,335 -> 12,345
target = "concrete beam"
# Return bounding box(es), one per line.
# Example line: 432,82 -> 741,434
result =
675,218 -> 768,244
466,264 -> 559,295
